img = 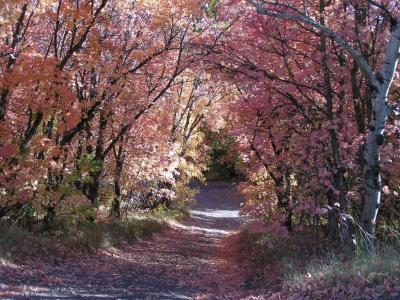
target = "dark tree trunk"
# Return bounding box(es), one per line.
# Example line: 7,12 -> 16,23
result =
110,144 -> 124,219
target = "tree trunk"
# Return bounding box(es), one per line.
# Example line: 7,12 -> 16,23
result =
319,0 -> 348,242
111,192 -> 121,219
111,145 -> 124,219
361,18 -> 400,237
0,90 -> 9,123
85,110 -> 108,204
87,172 -> 101,204
361,91 -> 387,237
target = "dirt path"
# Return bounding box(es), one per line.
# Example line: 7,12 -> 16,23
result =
0,182 -> 249,299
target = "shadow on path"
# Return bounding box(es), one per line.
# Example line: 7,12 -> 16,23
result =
0,182 -> 246,299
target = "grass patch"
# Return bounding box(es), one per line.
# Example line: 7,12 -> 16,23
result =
0,224 -> 56,262
0,202 -> 193,263
62,217 -> 166,251
235,225 -> 400,295
284,244 -> 400,290
0,216 -> 167,262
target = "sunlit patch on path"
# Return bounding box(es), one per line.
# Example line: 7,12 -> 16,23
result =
0,181 -> 248,299
171,222 -> 232,235
172,183 -> 244,235
190,209 -> 240,219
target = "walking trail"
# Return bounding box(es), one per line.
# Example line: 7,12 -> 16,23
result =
0,182 -> 251,299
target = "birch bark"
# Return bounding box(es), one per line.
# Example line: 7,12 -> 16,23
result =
248,0 -> 400,236
361,19 -> 400,236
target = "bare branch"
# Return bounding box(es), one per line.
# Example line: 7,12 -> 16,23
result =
247,0 -> 379,88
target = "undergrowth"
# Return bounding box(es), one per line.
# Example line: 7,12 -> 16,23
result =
284,242 -> 400,290
149,203 -> 190,221
0,216 -> 167,262
235,225 -> 400,296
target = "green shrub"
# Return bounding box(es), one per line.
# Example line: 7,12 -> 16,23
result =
150,203 -> 189,221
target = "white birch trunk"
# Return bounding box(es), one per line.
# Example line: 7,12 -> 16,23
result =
249,0 -> 400,237
361,19 -> 400,236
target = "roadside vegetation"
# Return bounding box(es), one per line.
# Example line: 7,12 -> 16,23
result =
0,215 -> 168,262
231,224 -> 400,299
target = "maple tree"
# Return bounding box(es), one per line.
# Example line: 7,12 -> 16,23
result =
0,0 -> 225,224
201,0 -> 400,244
246,0 -> 400,238
0,0 -> 399,252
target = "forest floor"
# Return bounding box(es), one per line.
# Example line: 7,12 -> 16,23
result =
2,182 -> 400,300
0,182 -> 261,299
